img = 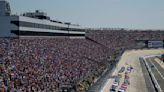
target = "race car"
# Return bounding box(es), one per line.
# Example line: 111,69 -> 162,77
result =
124,79 -> 130,85
120,84 -> 128,91
114,77 -> 120,85
118,67 -> 125,73
118,88 -> 125,92
110,84 -> 118,92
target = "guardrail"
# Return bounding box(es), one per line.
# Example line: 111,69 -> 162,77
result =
141,56 -> 162,92
86,50 -> 124,92
99,55 -> 122,92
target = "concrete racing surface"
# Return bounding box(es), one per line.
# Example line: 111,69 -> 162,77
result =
145,57 -> 164,92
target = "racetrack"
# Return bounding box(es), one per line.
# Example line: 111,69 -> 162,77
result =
145,57 -> 164,92
101,49 -> 164,92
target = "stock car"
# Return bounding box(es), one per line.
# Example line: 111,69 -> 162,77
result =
120,84 -> 128,91
161,54 -> 164,62
127,67 -> 132,73
124,79 -> 130,85
110,83 -> 118,92
118,88 -> 125,92
124,74 -> 129,79
114,77 -> 120,85
110,76 -> 121,92
118,78 -> 130,92
119,67 -> 125,73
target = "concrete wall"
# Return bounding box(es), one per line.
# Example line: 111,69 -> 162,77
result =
0,16 -> 18,37
0,1 -> 6,16
0,1 -> 11,16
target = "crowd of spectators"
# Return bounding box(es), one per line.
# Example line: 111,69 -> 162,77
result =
0,30 -> 163,92
87,30 -> 164,49
0,38 -> 111,92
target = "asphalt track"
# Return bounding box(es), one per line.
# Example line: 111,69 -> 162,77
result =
140,58 -> 156,92
100,49 -> 164,92
146,57 -> 164,92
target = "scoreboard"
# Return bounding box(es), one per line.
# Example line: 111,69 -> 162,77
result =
148,40 -> 164,48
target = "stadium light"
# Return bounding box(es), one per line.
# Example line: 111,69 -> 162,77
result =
65,22 -> 71,37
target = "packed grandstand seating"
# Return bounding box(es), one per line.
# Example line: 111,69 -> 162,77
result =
0,30 -> 164,92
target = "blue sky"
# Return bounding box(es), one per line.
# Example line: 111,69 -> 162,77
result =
8,0 -> 164,29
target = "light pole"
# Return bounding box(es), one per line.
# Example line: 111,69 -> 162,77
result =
65,22 -> 71,38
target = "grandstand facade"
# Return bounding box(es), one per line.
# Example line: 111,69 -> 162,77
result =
0,0 -> 85,38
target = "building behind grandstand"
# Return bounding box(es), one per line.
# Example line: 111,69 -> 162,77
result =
0,0 -> 85,38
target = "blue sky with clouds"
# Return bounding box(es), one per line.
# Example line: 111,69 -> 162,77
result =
8,0 -> 164,29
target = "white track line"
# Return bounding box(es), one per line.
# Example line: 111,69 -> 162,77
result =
149,59 -> 164,80
143,57 -> 163,92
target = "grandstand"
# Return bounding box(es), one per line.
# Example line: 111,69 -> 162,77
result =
0,0 -> 85,38
0,0 -> 164,92
0,29 -> 163,92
